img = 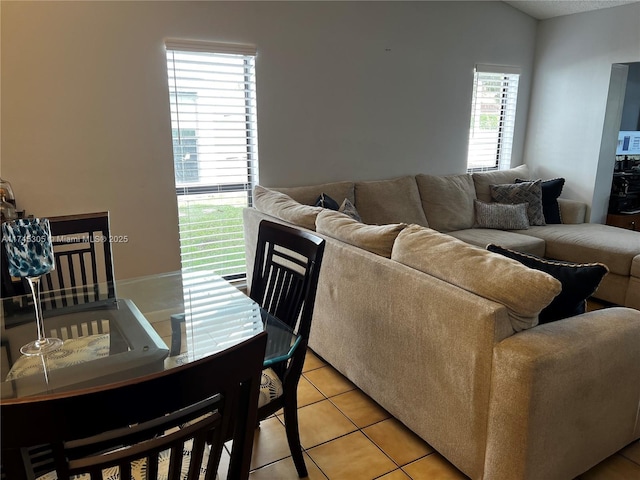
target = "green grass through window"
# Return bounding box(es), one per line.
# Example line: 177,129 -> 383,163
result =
178,199 -> 247,278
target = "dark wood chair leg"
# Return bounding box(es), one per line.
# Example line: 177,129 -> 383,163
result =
283,396 -> 307,478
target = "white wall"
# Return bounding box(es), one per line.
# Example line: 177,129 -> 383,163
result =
1,1 -> 536,278
523,2 -> 640,223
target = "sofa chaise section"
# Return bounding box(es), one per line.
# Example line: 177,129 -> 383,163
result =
454,167 -> 638,308
514,223 -> 640,307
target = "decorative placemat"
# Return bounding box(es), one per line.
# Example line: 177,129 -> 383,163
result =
5,333 -> 111,381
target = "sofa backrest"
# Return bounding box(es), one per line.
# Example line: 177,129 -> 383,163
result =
261,165 -> 540,231
254,164 -> 589,245
354,176 -> 429,226
471,164 -> 531,203
316,209 -> 406,258
253,185 -> 322,230
272,181 -> 355,206
416,173 -> 477,232
558,198 -> 587,224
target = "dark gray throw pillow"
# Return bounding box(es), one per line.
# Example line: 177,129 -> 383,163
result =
314,193 -> 340,211
515,177 -> 565,224
487,244 -> 608,324
339,198 -> 362,222
474,200 -> 529,230
490,180 -> 546,226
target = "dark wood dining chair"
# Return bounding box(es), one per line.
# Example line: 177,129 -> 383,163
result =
42,212 -> 116,309
1,332 -> 267,480
249,220 -> 325,478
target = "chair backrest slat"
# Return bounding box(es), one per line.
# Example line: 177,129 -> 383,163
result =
250,219 -> 325,341
41,212 -> 116,308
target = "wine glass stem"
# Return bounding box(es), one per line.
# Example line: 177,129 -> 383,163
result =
26,275 -> 47,346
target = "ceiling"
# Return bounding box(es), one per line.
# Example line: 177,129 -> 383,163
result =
503,0 -> 639,19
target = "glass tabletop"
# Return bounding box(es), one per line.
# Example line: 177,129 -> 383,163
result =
0,270 -> 300,401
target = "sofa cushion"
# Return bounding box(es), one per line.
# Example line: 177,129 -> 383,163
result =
490,180 -> 546,226
354,176 -> 429,227
391,225 -> 561,331
474,200 -> 530,230
516,177 -> 565,224
448,229 -> 546,257
487,244 -> 608,323
416,173 -> 476,232
253,185 -> 322,230
274,181 -> 355,206
472,164 -> 530,203
316,209 -> 405,258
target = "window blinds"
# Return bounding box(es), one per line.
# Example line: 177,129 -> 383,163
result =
166,42 -> 258,279
467,65 -> 520,172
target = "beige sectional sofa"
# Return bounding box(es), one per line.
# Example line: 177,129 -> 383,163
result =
242,165 -> 640,480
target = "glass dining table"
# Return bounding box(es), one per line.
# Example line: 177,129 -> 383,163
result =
0,270 -> 300,402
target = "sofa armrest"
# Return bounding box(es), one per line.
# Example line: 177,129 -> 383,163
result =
484,307 -> 640,480
627,255 -> 640,309
558,198 -> 587,224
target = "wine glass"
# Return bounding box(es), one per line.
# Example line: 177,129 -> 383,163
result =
2,218 -> 63,356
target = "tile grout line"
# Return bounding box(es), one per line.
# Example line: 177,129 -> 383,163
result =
302,360 -> 387,478
619,451 -> 640,467
300,354 -> 447,480
299,364 -> 437,480
246,358 -> 333,477
297,371 -> 359,479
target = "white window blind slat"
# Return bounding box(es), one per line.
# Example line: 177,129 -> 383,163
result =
467,67 -> 520,172
475,64 -> 521,75
165,39 -> 257,55
167,43 -> 259,280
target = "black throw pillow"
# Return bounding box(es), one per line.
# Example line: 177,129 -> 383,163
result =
487,244 -> 608,324
515,177 -> 565,224
314,193 -> 340,211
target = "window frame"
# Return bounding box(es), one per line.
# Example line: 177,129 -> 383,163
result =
165,40 -> 259,281
466,64 -> 521,173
